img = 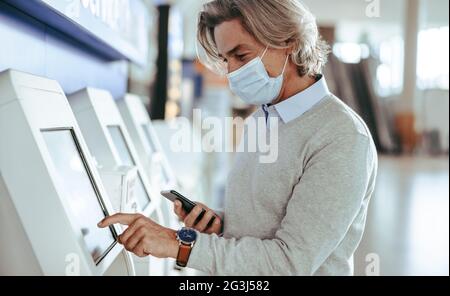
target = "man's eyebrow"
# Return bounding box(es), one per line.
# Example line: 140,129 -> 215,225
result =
218,45 -> 243,58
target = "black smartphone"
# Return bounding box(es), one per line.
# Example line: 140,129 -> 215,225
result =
161,190 -> 215,226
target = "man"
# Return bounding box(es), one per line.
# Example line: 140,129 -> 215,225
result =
99,0 -> 378,276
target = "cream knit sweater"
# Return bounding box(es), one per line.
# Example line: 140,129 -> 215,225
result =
187,95 -> 378,276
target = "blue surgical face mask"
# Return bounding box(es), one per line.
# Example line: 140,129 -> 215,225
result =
227,46 -> 289,105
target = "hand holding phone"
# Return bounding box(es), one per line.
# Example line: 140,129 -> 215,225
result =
161,190 -> 222,235
161,190 -> 200,214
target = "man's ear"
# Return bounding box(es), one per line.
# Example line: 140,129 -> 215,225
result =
285,39 -> 296,55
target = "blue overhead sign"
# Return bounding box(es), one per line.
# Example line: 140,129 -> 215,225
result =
4,0 -> 150,66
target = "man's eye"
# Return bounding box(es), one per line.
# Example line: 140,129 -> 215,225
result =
237,54 -> 247,61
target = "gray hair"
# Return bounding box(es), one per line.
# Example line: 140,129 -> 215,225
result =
197,0 -> 330,77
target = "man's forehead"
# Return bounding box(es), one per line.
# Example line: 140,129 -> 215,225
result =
214,21 -> 254,55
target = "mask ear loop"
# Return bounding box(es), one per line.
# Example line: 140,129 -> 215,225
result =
260,46 -> 269,59
262,46 -> 290,76
280,54 -> 290,76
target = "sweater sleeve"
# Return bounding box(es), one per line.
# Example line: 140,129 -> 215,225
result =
186,133 -> 376,275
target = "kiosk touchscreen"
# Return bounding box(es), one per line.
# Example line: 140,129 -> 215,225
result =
42,128 -> 116,264
0,70 -> 133,276
68,88 -> 167,276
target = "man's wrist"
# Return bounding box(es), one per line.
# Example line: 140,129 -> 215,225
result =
167,229 -> 179,259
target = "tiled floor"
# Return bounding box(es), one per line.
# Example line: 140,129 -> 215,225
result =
354,156 -> 449,276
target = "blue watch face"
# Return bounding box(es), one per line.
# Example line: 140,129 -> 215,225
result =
178,228 -> 197,243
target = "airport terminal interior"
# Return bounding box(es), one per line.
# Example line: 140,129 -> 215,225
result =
0,0 -> 448,276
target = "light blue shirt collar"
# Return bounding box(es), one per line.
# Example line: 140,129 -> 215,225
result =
263,75 -> 330,124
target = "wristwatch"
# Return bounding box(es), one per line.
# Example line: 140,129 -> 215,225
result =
176,227 -> 197,267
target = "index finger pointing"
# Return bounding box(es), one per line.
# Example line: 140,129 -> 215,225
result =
98,213 -> 140,228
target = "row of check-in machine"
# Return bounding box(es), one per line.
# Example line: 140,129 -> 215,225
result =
0,69 -> 188,276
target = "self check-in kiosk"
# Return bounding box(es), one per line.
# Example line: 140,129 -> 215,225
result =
117,94 -> 179,228
118,94 -> 177,191
68,88 -> 167,276
0,70 -> 134,276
